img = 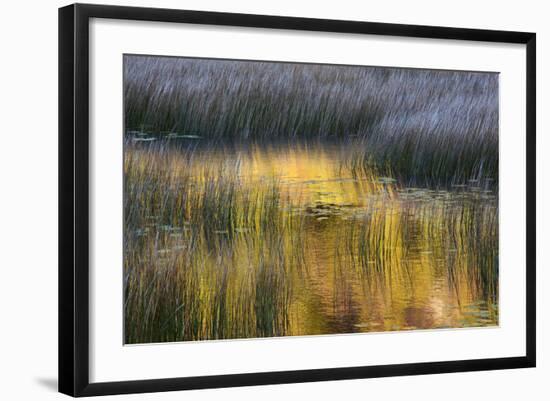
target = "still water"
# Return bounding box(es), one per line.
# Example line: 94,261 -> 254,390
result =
124,140 -> 499,343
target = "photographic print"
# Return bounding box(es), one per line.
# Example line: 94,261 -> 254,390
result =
123,55 -> 499,344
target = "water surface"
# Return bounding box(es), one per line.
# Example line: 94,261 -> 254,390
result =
124,139 -> 498,343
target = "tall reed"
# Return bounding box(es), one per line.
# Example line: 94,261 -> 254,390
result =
124,55 -> 498,186
124,140 -> 498,343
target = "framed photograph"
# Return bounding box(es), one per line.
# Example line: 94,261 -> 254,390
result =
58,3 -> 536,397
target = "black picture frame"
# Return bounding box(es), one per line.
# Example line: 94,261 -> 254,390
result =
59,3 -> 536,397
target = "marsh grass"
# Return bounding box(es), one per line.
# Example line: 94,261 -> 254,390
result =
124,56 -> 498,187
124,141 -> 307,342
123,56 -> 499,343
337,196 -> 498,303
124,140 -> 498,343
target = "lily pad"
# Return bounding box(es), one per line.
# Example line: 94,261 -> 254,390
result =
376,177 -> 397,184
167,134 -> 202,139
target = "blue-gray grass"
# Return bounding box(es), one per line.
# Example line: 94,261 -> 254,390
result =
124,55 -> 498,186
123,56 -> 499,343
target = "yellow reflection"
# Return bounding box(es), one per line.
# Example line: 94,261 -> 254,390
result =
124,141 -> 498,343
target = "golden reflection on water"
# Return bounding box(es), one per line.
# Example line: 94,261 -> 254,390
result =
124,141 -> 498,342
247,144 -> 497,334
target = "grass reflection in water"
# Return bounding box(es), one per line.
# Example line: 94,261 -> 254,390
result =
124,140 -> 498,344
